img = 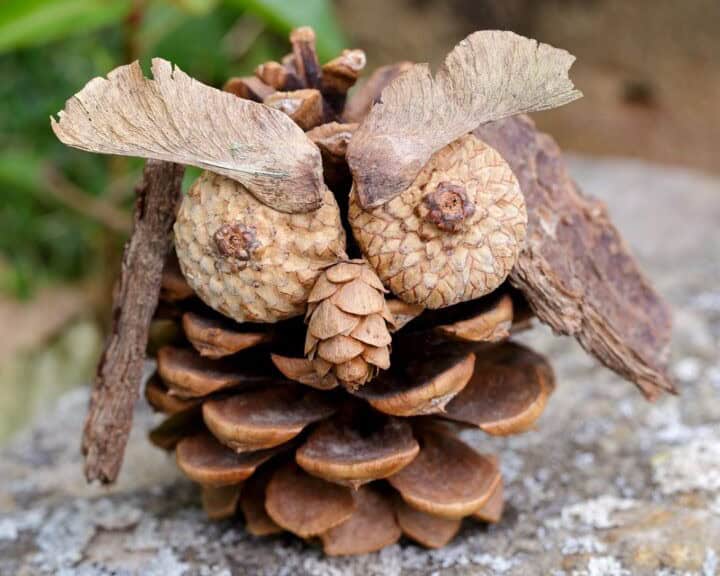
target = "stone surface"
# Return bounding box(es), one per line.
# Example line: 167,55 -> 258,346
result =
1,157 -> 719,575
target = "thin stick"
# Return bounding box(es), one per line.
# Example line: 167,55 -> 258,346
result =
82,160 -> 184,484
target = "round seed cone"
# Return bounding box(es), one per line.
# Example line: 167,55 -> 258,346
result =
146,270 -> 555,555
174,171 -> 346,324
348,134 -> 527,309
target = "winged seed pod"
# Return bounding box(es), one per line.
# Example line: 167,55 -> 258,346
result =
304,260 -> 395,390
347,30 -> 581,308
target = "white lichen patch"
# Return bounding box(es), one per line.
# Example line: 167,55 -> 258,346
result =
561,535 -> 607,556
558,496 -> 639,530
652,437 -> 720,495
571,556 -> 629,576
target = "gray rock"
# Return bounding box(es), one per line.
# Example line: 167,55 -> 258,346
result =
1,157 -> 719,575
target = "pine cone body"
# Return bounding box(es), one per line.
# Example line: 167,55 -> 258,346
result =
174,171 -> 346,323
304,260 -> 394,390
147,272 -> 555,555
349,134 -> 527,308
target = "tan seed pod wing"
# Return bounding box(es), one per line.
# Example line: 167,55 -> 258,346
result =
472,476 -> 504,523
182,311 -> 272,359
353,344 -> 475,416
319,487 -> 401,556
295,416 -> 419,488
148,407 -> 202,451
270,354 -> 339,390
156,346 -> 271,398
239,467 -> 283,536
387,428 -> 501,518
475,116 -> 673,399
51,59 -> 323,213
443,342 -> 555,436
265,461 -> 357,538
144,374 -> 201,415
201,385 -> 336,452
175,433 -> 278,487
343,61 -> 414,123
201,484 -> 242,520
395,497 -> 461,549
347,30 -> 581,208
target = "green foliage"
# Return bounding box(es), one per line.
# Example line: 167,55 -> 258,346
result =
225,0 -> 345,59
0,0 -> 133,54
0,0 -> 345,298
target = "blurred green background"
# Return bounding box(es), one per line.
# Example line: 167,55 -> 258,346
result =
0,0 -> 346,440
1,0 -> 717,441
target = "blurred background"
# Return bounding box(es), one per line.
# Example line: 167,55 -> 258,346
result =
0,0 -> 718,442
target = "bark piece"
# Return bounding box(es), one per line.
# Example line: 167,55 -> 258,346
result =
264,89 -> 326,131
176,433 -> 277,487
270,354 -> 338,390
435,293 -> 514,342
343,61 -> 413,123
156,346 -> 269,398
239,467 -> 283,536
475,115 -> 673,398
347,31 -> 581,209
290,27 -> 321,88
395,498 -> 461,549
160,251 -> 194,302
265,462 -> 356,537
319,487 -> 401,556
148,407 -> 202,451
182,311 -> 272,359
201,484 -> 242,520
353,343 -> 475,416
202,385 -> 335,452
306,122 -> 358,185
52,59 -> 323,213
254,62 -> 302,91
144,374 -> 201,415
472,477 -> 504,523
223,76 -> 275,102
387,429 -> 501,518
386,299 -> 424,331
81,160 -> 184,484
321,49 -> 367,96
295,415 -> 419,488
443,342 -> 555,436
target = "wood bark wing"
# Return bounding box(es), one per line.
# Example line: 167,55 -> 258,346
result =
52,59 -> 323,213
347,30 -> 582,208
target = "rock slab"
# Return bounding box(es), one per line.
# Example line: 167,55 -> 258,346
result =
1,157 -> 720,575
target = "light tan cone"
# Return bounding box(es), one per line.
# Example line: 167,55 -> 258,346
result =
304,260 -> 395,390
175,171 -> 346,324
349,134 -> 527,309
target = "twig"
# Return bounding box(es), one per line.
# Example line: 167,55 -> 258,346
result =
43,166 -> 132,234
82,160 -> 184,484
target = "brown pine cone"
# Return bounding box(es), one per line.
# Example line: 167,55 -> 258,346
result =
50,15 -> 676,561
304,260 -> 394,390
145,274 -> 555,555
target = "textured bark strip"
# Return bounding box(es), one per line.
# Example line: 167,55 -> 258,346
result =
83,160 -> 184,484
476,116 -> 673,399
